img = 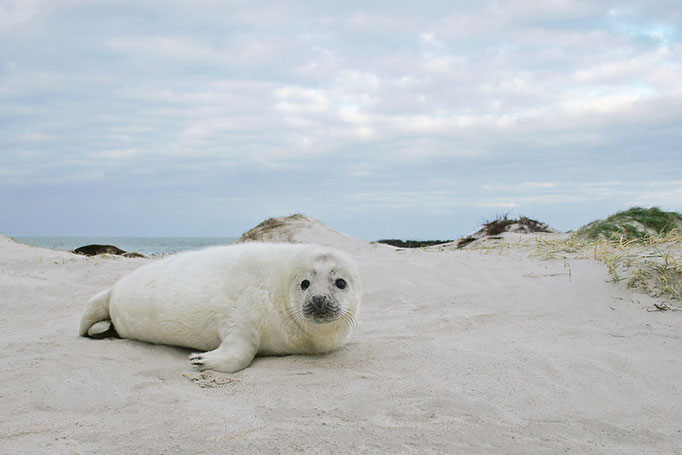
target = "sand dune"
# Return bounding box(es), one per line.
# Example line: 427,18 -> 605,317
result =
1,220 -> 680,454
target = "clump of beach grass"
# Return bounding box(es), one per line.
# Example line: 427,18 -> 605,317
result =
238,214 -> 309,242
532,228 -> 682,306
481,213 -> 553,236
457,214 -> 554,248
576,207 -> 682,241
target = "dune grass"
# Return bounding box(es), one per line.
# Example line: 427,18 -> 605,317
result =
532,229 -> 682,306
576,207 -> 682,241
457,214 -> 553,248
239,214 -> 309,242
482,214 -> 553,236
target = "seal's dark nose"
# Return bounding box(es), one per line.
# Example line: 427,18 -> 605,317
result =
304,294 -> 339,322
312,295 -> 328,308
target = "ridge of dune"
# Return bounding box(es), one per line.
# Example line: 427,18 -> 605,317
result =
0,234 -> 82,261
237,213 -> 389,254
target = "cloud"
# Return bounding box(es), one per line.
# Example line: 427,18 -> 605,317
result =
90,148 -> 138,160
343,179 -> 682,220
107,36 -> 224,62
1,0 -> 681,237
0,0 -> 41,29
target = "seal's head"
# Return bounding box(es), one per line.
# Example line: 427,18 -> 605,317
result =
286,246 -> 361,333
300,271 -> 347,323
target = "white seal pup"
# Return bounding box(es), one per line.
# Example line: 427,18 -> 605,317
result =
79,242 -> 361,373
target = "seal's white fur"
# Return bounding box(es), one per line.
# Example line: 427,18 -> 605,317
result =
79,242 -> 361,373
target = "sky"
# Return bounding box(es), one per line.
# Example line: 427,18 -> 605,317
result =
1,0 -> 681,241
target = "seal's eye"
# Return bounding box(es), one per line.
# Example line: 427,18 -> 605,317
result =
300,280 -> 310,290
335,278 -> 347,289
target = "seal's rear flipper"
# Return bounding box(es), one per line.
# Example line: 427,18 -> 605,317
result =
87,320 -> 120,339
79,288 -> 113,337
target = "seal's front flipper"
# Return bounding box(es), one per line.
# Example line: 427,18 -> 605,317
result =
86,320 -> 120,339
189,327 -> 260,373
189,348 -> 257,373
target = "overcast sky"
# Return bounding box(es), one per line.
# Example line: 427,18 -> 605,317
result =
1,0 -> 681,240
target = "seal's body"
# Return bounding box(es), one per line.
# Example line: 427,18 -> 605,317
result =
79,242 -> 361,373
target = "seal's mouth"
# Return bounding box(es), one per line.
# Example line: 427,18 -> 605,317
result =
306,314 -> 341,324
302,295 -> 340,324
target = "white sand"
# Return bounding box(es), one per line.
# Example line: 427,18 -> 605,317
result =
1,224 -> 681,454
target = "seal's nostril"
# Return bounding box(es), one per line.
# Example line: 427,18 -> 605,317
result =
312,295 -> 326,306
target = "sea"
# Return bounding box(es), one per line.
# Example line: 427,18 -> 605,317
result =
13,236 -> 238,255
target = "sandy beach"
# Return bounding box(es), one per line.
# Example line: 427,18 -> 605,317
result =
1,221 -> 681,454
